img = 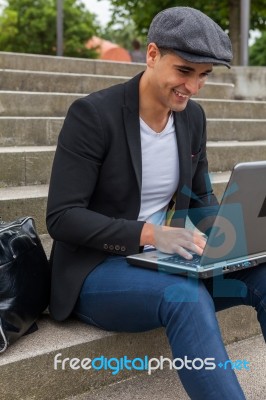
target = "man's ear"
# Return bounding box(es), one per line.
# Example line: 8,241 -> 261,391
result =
146,43 -> 159,67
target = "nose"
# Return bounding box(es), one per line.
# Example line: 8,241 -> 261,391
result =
184,76 -> 202,96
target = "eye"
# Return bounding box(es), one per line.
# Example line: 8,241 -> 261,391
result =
177,68 -> 190,75
201,71 -> 212,78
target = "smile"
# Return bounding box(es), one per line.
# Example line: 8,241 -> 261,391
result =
173,89 -> 189,98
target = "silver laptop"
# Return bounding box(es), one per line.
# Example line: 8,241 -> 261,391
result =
127,161 -> 266,279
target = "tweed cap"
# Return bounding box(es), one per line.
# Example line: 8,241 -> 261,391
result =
147,7 -> 232,68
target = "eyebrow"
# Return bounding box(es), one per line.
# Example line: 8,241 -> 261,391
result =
175,65 -> 213,74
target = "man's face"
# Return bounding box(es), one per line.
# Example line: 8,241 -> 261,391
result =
146,44 -> 213,113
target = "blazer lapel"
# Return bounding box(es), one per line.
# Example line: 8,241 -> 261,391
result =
174,109 -> 192,195
122,74 -> 143,193
170,110 -> 192,226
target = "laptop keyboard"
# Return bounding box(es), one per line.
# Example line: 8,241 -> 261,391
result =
158,254 -> 201,268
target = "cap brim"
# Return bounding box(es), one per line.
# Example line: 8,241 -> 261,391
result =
172,49 -> 231,68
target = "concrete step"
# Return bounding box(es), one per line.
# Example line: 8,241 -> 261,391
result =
197,82 -> 234,99
65,335 -> 265,400
0,146 -> 55,187
1,142 -> 266,187
0,51 -> 144,77
208,65 -> 266,101
1,91 -> 266,118
40,233 -> 52,258
0,116 -> 63,146
200,98 -> 266,119
1,117 -> 265,147
0,69 -> 235,99
210,171 -> 230,201
207,140 -> 266,172
0,310 -> 261,400
0,69 -> 129,94
0,91 -> 80,117
0,185 -> 48,234
207,118 -> 266,141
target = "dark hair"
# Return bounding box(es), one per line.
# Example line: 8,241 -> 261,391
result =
157,47 -> 176,57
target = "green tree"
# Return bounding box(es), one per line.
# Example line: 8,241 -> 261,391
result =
0,0 -> 100,57
106,0 -> 266,65
249,32 -> 266,66
101,19 -> 142,50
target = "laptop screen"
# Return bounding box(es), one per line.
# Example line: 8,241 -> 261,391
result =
198,161 -> 266,266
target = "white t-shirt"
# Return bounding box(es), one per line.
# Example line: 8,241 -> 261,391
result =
138,113 -> 180,225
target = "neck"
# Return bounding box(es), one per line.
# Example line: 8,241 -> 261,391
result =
139,73 -> 171,133
140,109 -> 172,134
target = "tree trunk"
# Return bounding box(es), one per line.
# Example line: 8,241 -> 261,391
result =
229,0 -> 241,65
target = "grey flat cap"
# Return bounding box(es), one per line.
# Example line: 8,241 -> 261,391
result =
147,7 -> 233,68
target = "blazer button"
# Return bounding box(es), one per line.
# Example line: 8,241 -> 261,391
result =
115,245 -> 120,251
121,246 -> 126,252
103,244 -> 108,250
109,245 -> 114,251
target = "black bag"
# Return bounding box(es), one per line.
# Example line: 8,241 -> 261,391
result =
0,216 -> 50,353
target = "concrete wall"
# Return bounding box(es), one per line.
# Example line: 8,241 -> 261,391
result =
210,66 -> 266,100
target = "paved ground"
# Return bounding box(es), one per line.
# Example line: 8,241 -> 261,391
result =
64,334 -> 265,399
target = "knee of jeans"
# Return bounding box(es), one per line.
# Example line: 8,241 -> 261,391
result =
159,278 -> 215,327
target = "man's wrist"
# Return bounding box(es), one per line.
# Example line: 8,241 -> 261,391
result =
140,223 -> 155,246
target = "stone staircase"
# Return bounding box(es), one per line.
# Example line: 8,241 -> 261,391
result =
0,52 -> 265,399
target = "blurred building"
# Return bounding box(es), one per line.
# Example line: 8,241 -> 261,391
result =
86,36 -> 131,62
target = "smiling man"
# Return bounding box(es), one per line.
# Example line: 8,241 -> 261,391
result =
140,49 -> 213,115
47,7 -> 266,400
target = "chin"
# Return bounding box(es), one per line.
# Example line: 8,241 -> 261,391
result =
171,102 -> 189,112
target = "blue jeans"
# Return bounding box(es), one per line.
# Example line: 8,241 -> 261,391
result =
74,256 -> 266,400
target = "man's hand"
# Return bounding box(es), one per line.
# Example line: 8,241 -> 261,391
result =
140,223 -> 206,259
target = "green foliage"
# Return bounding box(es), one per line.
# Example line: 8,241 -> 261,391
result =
106,0 -> 266,65
0,0 -> 100,57
107,0 -> 266,36
101,19 -> 142,50
249,32 -> 266,66
0,9 -> 18,52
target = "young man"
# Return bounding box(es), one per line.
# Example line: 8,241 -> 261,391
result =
47,7 -> 266,399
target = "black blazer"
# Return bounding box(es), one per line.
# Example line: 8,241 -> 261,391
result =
46,73 -> 218,321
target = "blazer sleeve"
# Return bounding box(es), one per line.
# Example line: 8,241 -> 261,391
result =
46,97 -> 145,255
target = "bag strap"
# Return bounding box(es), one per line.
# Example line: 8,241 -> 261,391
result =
0,320 -> 8,353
